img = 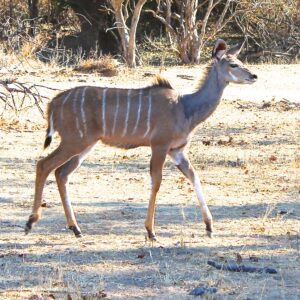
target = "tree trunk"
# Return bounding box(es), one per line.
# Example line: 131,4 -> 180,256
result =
127,0 -> 147,67
28,0 -> 39,37
112,1 -> 129,59
111,0 -> 147,68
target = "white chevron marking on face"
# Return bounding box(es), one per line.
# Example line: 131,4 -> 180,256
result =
229,71 -> 238,81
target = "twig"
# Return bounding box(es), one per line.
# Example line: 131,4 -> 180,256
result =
0,80 -> 61,117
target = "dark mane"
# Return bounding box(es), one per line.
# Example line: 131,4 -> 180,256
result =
150,74 -> 173,89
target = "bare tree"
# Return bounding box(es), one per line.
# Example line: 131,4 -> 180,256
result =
110,0 -> 147,67
149,0 -> 238,63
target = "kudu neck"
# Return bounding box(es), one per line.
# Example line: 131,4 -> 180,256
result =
181,63 -> 228,131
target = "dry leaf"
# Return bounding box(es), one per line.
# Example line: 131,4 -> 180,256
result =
137,252 -> 146,259
188,187 -> 194,193
179,176 -> 185,183
249,255 -> 259,262
236,253 -> 243,263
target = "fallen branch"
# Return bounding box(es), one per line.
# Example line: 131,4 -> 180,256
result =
208,260 -> 277,274
0,79 -> 62,117
176,74 -> 195,80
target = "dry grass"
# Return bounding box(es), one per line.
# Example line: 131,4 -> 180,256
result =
0,63 -> 299,299
74,56 -> 119,77
19,32 -> 51,59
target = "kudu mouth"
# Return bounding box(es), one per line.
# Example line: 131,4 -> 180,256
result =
245,74 -> 257,84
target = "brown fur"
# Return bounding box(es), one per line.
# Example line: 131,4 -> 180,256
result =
25,39 -> 257,241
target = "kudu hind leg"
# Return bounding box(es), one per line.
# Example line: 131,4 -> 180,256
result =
25,143 -> 89,234
55,144 -> 95,237
145,145 -> 168,241
169,150 -> 213,237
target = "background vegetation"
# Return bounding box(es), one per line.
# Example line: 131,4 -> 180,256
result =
0,0 -> 299,67
0,2 -> 299,300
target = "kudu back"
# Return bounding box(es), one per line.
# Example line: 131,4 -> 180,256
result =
25,39 -> 257,240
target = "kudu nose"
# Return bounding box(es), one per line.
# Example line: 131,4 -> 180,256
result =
251,74 -> 258,79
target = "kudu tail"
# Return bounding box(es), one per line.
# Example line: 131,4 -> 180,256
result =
44,111 -> 54,149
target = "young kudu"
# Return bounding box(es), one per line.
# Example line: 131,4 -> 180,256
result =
25,39 -> 257,240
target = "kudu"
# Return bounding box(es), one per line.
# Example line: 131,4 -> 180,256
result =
25,39 -> 257,240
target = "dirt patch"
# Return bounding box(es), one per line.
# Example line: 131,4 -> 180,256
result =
0,64 -> 299,299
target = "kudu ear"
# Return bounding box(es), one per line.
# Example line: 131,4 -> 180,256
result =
226,39 -> 246,57
212,39 -> 227,60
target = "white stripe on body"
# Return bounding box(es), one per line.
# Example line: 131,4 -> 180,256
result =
73,89 -> 83,138
132,89 -> 143,135
102,88 -> 108,136
80,87 -> 88,135
112,90 -> 120,135
60,89 -> 74,121
142,89 -> 152,138
122,90 -> 132,137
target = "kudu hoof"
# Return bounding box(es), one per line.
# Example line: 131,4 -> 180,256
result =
146,229 -> 157,241
69,226 -> 82,238
24,215 -> 35,235
24,222 -> 32,235
205,222 -> 213,238
149,235 -> 158,242
206,230 -> 213,238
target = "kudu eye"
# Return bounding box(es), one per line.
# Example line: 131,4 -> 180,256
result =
229,64 -> 239,68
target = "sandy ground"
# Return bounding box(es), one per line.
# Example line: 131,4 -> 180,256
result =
0,63 -> 299,299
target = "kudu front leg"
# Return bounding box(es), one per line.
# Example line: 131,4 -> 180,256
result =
169,150 -> 213,237
145,145 -> 168,241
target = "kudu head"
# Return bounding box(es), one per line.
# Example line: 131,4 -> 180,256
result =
212,39 -> 257,84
